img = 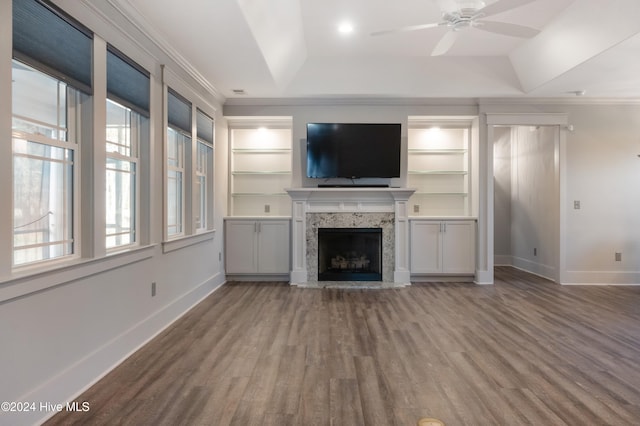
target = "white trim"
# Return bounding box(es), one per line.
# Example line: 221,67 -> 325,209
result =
485,113 -> 569,126
561,270 -> 640,286
0,245 -> 156,303
223,97 -> 640,108
0,0 -> 11,281
474,269 -> 493,285
511,256 -> 556,282
162,66 -> 218,116
494,255 -> 513,265
224,97 -> 480,107
162,229 -> 216,254
225,116 -> 293,129
85,0 -> 224,103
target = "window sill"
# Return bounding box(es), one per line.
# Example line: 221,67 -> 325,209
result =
162,229 -> 216,254
0,245 -> 156,304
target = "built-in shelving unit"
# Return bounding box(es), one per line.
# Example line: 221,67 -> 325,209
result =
407,118 -> 473,216
227,117 -> 293,216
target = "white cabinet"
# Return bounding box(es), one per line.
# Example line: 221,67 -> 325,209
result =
228,123 -> 292,216
408,120 -> 472,216
410,219 -> 476,274
225,219 -> 290,274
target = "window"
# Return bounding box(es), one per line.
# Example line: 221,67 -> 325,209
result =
12,0 -> 92,267
166,89 -> 191,238
195,109 -> 214,231
106,100 -> 140,248
167,127 -> 187,237
12,60 -> 84,266
106,46 -> 149,249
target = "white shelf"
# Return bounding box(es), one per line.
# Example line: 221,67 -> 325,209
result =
408,122 -> 471,217
229,125 -> 292,216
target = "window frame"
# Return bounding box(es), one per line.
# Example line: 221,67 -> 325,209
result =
105,98 -> 142,251
11,61 -> 85,269
166,125 -> 188,239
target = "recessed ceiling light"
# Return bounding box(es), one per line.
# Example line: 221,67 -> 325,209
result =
338,22 -> 354,35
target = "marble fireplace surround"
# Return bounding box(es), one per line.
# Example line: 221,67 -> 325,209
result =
286,188 -> 415,288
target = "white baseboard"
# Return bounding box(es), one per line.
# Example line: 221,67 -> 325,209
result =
474,269 -> 494,285
494,255 -> 513,266
22,273 -> 226,426
561,270 -> 640,285
510,256 -> 555,281
226,274 -> 290,282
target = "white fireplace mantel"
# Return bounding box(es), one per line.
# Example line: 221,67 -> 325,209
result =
286,187 -> 416,286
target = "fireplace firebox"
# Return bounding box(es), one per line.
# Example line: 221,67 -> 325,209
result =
317,228 -> 382,281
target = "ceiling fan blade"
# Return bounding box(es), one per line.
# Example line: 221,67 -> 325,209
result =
431,30 -> 458,56
476,20 -> 540,38
371,22 -> 441,36
478,0 -> 537,19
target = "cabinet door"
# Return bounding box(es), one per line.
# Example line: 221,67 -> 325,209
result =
410,221 -> 442,273
442,221 -> 475,273
225,221 -> 257,273
257,220 -> 290,273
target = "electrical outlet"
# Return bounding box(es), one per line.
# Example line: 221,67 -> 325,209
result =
574,200 -> 581,209
615,252 -> 622,262
264,204 -> 270,213
413,205 -> 420,213
151,282 -> 157,297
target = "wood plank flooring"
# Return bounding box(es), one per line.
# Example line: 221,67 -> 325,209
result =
46,267 -> 640,425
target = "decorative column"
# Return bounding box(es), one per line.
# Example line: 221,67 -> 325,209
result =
390,190 -> 414,285
286,189 -> 312,284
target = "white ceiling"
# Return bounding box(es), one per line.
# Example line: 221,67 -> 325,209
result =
108,0 -> 640,100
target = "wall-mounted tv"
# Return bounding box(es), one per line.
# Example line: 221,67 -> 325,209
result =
306,123 -> 401,179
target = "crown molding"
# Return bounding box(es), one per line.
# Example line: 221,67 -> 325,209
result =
478,97 -> 640,106
223,97 -> 481,107
94,0 -> 225,104
223,95 -> 640,108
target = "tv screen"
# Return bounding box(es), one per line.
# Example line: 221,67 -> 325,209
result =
306,123 -> 401,179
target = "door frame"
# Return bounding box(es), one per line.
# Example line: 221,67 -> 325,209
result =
477,113 -> 569,284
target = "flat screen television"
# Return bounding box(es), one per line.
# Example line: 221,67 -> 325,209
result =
306,123 -> 401,179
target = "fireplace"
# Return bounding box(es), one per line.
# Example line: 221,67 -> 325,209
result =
286,188 -> 416,287
318,228 -> 382,281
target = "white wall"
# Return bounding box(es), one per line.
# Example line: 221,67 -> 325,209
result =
563,104 -> 640,284
493,127 -> 512,263
511,125 -> 558,279
0,2 -> 228,425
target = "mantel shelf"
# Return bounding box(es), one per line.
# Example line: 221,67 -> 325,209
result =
407,149 -> 467,154
286,187 -> 416,204
232,171 -> 291,175
408,170 -> 468,175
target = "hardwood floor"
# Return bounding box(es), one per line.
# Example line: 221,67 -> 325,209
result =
46,267 -> 640,425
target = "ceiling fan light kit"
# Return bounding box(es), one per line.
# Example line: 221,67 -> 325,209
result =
372,0 -> 540,56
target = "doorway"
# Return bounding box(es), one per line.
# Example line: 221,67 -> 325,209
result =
493,125 -> 560,282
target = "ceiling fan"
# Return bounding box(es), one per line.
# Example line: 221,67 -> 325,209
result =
371,0 -> 541,56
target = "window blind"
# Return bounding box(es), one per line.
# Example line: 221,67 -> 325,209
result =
167,89 -> 191,134
196,109 -> 214,145
13,0 -> 93,93
107,46 -> 150,117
